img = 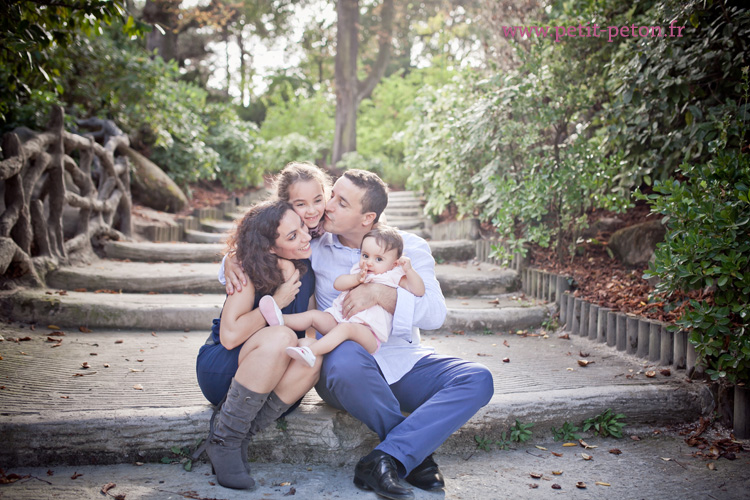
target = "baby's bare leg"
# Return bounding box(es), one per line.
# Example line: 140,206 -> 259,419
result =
309,323 -> 378,356
282,310 -> 338,334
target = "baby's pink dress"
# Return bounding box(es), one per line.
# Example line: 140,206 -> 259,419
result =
325,263 -> 406,343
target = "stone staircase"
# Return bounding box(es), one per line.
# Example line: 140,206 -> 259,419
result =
0,191 -> 712,467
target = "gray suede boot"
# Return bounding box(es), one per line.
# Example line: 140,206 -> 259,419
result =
240,391 -> 294,473
206,378 -> 269,489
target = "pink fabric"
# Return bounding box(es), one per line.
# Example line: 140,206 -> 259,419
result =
325,263 -> 406,344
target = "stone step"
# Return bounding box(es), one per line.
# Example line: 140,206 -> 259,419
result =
384,200 -> 423,209
42,261 -> 515,296
102,241 -> 224,263
387,190 -> 420,199
100,240 -> 476,264
184,229 -> 225,244
383,207 -> 422,218
385,219 -> 425,230
0,324 -> 712,467
200,219 -> 235,234
0,291 -> 541,333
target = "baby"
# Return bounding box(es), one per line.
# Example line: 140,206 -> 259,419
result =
259,225 -> 425,367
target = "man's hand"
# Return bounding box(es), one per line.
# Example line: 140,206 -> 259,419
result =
342,283 -> 396,319
273,269 -> 301,309
225,254 -> 248,295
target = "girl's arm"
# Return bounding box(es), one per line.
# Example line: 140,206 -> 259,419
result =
334,267 -> 367,292
397,256 -> 425,297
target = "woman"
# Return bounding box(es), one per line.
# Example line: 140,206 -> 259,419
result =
195,199 -> 319,490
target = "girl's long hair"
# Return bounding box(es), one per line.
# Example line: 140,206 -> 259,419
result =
225,200 -> 306,296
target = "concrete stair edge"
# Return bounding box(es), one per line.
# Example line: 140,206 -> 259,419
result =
0,383 -> 713,468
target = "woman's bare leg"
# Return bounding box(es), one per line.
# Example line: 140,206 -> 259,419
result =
272,337 -> 322,404
234,326 -> 298,393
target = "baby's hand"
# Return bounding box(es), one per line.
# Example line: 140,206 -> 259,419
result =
358,268 -> 368,283
397,256 -> 412,271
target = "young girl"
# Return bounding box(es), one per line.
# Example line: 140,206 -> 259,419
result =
258,225 -> 425,367
274,161 -> 331,238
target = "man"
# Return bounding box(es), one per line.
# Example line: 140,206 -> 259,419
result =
226,170 -> 494,499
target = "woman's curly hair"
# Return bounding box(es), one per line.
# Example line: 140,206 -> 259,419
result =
225,199 -> 306,297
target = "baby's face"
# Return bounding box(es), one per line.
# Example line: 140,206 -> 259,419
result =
287,179 -> 326,229
359,237 -> 399,275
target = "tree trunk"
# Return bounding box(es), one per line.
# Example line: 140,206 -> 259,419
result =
332,0 -> 394,166
332,0 -> 360,166
143,0 -> 179,62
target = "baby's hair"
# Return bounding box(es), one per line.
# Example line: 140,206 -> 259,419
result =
274,162 -> 332,202
362,225 -> 403,259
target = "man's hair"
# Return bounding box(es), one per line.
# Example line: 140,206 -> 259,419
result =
361,225 -> 403,259
343,169 -> 388,223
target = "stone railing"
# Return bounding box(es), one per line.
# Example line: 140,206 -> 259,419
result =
0,106 -> 132,286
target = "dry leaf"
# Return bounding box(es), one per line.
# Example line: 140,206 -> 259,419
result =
81,362 -> 90,369
529,484 -> 539,489
137,359 -> 144,362
558,333 -> 570,339
503,340 -> 510,348
660,369 -> 672,376
645,370 -> 656,378
535,445 -> 547,451
551,451 -> 563,457
74,288 -> 87,292
115,339 -> 123,344
581,453 -> 592,460
47,470 -> 54,476
502,357 -> 510,363
133,384 -> 143,390
47,325 -> 61,330
49,331 -> 65,336
552,470 -> 562,475
630,435 -> 641,441
79,326 -> 92,333
579,351 -> 590,357
609,448 -> 622,455
134,462 -> 144,466
279,481 -> 291,486
90,353 -> 97,356
551,484 -> 561,489
707,462 -> 716,470
488,298 -> 499,304
71,472 -> 83,479
579,440 -> 597,449
576,481 -> 587,489
578,359 -> 593,367
103,364 -> 110,368
129,368 -> 143,373
530,472 -> 542,479
563,443 -> 578,447
102,483 -> 116,494
595,482 -> 611,486
660,457 -> 672,461
151,332 -> 157,337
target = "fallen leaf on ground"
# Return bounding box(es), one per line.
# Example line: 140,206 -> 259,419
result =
488,298 -> 499,304
578,359 -> 594,367
552,470 -> 562,475
103,364 -> 110,368
47,470 -> 54,476
47,325 -> 61,330
660,369 -> 671,376
579,440 -> 597,449
529,483 -> 539,489
81,362 -> 90,369
708,462 -> 716,470
71,472 -> 83,479
558,333 -> 570,339
129,368 -> 143,372
645,370 -> 656,378
102,483 -> 116,494
48,331 -> 65,336
503,340 -> 510,348
535,446 -> 547,451
79,326 -> 92,333
552,484 -> 561,489
133,384 -> 143,390
630,435 -> 641,441
551,451 -> 563,457
579,351 -> 590,357
581,453 -> 593,460
576,481 -> 587,489
90,353 -> 97,356
530,472 -> 542,479
609,448 -> 622,455
563,443 -> 577,447
74,288 -> 87,292
661,457 -> 672,461
115,340 -> 123,344
502,357 -> 510,363
595,481 -> 611,486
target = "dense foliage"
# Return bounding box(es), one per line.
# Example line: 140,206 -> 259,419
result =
643,71 -> 750,384
404,0 -> 749,264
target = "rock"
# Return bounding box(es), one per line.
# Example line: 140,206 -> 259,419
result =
608,219 -> 666,268
582,217 -> 625,238
125,147 -> 188,213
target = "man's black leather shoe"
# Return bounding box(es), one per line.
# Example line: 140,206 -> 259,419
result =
405,455 -> 445,491
353,450 -> 414,500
